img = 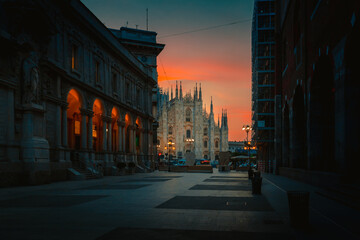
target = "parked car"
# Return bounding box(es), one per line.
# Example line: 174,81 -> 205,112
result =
175,159 -> 186,166
194,159 -> 210,165
210,160 -> 219,168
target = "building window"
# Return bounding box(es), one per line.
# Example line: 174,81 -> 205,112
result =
95,61 -> 100,83
204,141 -> 207,148
157,139 -> 160,145
186,129 -> 191,138
125,82 -> 130,100
74,120 -> 80,135
215,141 -> 219,148
71,45 -> 78,70
112,73 -> 117,93
136,88 -> 140,107
186,108 -> 191,122
169,126 -> 173,135
204,128 -> 208,136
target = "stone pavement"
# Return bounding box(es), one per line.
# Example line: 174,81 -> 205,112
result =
0,170 -> 359,240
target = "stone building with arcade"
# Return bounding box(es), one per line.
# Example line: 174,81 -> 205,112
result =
0,0 -> 164,186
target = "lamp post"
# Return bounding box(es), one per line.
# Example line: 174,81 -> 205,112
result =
185,138 -> 194,150
167,141 -> 175,171
242,125 -> 252,166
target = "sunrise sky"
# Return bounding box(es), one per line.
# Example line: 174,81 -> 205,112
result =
82,0 -> 254,141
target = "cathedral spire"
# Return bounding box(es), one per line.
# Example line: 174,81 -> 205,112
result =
218,114 -> 220,127
210,96 -> 213,114
171,85 -> 173,100
199,83 -> 202,101
180,81 -> 183,99
221,108 -> 224,128
225,109 -> 228,128
176,81 -> 178,99
195,83 -> 198,100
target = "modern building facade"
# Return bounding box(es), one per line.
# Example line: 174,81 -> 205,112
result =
0,0 -> 163,186
275,0 -> 360,185
251,0 -> 276,173
156,82 -> 228,161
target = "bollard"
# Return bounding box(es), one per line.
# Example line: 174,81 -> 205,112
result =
287,191 -> 309,228
251,177 -> 262,194
253,171 -> 261,179
248,167 -> 254,179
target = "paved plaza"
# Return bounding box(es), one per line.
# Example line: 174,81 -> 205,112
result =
0,170 -> 359,240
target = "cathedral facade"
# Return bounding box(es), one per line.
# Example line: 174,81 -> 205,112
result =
157,82 -> 229,161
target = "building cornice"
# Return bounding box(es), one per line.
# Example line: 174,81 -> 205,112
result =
68,0 -> 157,85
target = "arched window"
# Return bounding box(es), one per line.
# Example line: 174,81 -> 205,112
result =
215,140 -> 219,148
203,128 -> 208,136
186,108 -> 192,122
168,126 -> 173,135
186,129 -> 191,138
204,140 -> 207,148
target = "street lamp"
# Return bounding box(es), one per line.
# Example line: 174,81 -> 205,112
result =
167,141 -> 175,171
242,125 -> 252,166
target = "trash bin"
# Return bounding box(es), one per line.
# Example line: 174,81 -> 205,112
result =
253,171 -> 261,179
248,168 -> 254,179
287,191 -> 309,228
251,177 -> 262,194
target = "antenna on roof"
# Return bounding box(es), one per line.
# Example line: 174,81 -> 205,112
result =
146,8 -> 149,31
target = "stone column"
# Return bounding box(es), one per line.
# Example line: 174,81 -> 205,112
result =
6,89 -> 18,162
62,105 -> 68,147
128,125 -> 132,153
140,128 -> 145,154
117,121 -> 122,152
87,111 -> 94,163
87,111 -> 93,150
55,105 -> 61,148
133,126 -> 136,154
122,122 -> 126,152
149,130 -> 153,155
80,109 -> 87,149
133,126 -> 137,163
102,116 -> 107,151
7,90 -> 15,141
108,120 -> 112,152
55,76 -> 61,148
